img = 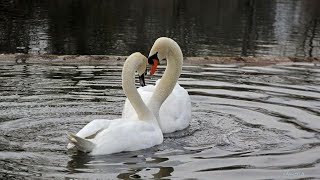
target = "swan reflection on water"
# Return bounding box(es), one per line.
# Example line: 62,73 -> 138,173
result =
66,148 -> 174,179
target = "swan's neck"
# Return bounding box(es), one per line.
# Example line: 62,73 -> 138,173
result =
148,42 -> 183,116
122,60 -> 155,121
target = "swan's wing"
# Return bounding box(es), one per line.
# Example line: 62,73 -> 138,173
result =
159,83 -> 192,133
90,120 -> 163,155
68,118 -> 163,155
76,119 -> 116,138
67,119 -> 118,149
122,85 -> 155,119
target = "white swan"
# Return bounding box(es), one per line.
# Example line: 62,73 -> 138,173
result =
67,52 -> 163,155
123,37 -> 191,133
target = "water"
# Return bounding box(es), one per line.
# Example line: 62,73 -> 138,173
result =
0,60 -> 319,179
0,0 -> 320,57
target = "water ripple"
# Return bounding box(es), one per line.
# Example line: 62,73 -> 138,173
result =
0,61 -> 319,179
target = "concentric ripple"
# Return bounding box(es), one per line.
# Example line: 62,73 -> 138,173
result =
0,60 -> 319,179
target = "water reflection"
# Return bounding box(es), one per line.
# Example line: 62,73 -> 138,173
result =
0,0 -> 319,56
116,166 -> 174,179
66,148 -> 174,179
67,151 -> 94,173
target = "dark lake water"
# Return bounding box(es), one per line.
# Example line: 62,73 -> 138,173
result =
0,0 -> 320,57
0,60 -> 320,179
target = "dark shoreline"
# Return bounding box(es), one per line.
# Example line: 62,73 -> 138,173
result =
0,54 -> 319,65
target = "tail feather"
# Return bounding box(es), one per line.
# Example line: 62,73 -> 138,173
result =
67,132 -> 95,153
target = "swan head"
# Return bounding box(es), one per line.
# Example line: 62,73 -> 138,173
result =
148,37 -> 177,75
136,53 -> 148,87
126,52 -> 148,86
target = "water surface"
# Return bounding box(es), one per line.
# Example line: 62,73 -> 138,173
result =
0,60 -> 319,179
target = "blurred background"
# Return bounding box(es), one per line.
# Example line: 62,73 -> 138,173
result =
0,0 -> 319,57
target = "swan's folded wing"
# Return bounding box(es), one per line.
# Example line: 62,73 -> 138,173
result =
159,83 -> 192,133
67,119 -> 117,149
75,119 -> 115,138
89,120 -> 163,155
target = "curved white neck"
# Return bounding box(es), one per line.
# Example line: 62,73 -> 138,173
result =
148,40 -> 183,116
122,59 -> 154,121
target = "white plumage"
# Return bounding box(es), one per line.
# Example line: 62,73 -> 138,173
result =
123,79 -> 191,133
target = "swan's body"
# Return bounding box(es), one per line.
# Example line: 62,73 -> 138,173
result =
123,80 -> 191,133
67,52 -> 163,155
122,37 -> 192,133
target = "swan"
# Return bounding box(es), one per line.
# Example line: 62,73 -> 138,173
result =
122,37 -> 191,133
67,52 -> 163,155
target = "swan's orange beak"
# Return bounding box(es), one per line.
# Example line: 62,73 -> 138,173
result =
148,52 -> 159,75
150,59 -> 159,75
